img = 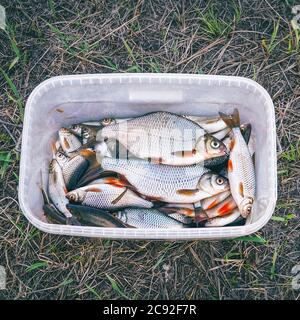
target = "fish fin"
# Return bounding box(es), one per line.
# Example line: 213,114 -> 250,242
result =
217,201 -> 236,216
219,108 -> 240,128
239,182 -> 244,197
193,209 -> 208,222
111,188 -> 128,205
66,216 -> 82,226
157,207 -> 180,215
241,123 -> 252,144
144,195 -> 163,202
104,177 -> 125,188
43,204 -> 68,224
85,187 -> 102,193
148,157 -> 164,164
227,159 -> 233,172
50,140 -> 58,157
176,189 -> 198,196
63,137 -> 70,149
76,168 -> 117,188
229,138 -> 235,151
171,150 -> 197,158
206,199 -> 219,210
117,174 -> 136,191
151,200 -> 167,208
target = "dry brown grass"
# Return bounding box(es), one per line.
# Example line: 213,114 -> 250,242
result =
0,0 -> 299,300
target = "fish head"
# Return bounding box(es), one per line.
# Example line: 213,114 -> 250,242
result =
66,189 -> 86,203
198,173 -> 229,195
69,124 -> 82,136
55,150 -> 69,166
196,134 -> 227,160
240,197 -> 254,218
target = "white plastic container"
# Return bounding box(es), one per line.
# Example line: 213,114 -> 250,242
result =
19,73 -> 277,240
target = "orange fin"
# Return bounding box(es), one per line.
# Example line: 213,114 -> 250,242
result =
206,199 -> 219,210
176,189 -> 198,196
229,138 -> 235,151
171,149 -> 197,158
63,137 -> 70,149
239,182 -> 244,197
104,177 -> 126,188
148,157 -> 164,164
219,108 -> 240,128
217,201 -> 235,216
85,187 -> 102,192
228,159 -> 233,172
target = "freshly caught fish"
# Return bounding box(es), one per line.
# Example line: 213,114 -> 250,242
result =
66,204 -> 127,228
66,181 -> 154,210
98,111 -> 227,166
184,115 -> 228,133
204,208 -> 241,227
219,109 -> 255,217
59,127 -> 82,155
101,158 -> 229,203
48,159 -> 73,218
114,208 -> 186,229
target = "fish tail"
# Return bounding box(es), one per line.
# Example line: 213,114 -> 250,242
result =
219,108 -> 240,128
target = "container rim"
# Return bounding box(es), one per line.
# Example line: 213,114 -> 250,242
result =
18,73 -> 277,240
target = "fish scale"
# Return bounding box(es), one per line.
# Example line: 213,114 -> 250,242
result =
115,208 -> 185,229
101,158 -> 228,203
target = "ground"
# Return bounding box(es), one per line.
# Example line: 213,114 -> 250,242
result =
0,0 -> 300,300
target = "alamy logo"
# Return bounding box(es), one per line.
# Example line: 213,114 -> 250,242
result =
0,265 -> 6,290
291,5 -> 300,29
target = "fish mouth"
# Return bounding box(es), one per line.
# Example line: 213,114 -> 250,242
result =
240,198 -> 254,218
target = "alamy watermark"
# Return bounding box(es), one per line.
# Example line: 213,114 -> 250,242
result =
291,5 -> 300,29
0,265 -> 6,290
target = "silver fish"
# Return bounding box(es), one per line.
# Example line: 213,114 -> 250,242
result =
48,159 -> 72,218
114,208 -> 186,229
98,111 -> 227,166
66,182 -> 153,210
204,208 -> 241,227
101,158 -> 229,203
220,109 -> 255,218
59,127 -> 82,155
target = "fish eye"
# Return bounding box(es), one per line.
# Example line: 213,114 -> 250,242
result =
102,118 -> 112,125
216,177 -> 224,185
211,139 -> 220,149
246,206 -> 252,214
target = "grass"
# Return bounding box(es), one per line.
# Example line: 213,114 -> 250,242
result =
0,0 -> 299,300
